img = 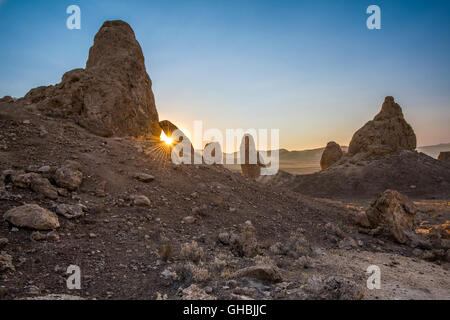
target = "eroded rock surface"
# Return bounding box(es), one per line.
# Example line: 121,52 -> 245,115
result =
348,96 -> 416,157
320,141 -> 344,170
23,20 -> 160,137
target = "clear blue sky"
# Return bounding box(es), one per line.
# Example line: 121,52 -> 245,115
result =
0,0 -> 449,150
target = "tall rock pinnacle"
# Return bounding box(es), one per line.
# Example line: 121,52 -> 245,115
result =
24,20 -> 160,137
348,96 -> 416,157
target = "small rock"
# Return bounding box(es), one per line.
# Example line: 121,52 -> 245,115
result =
161,268 -> 178,281
338,237 -> 358,250
54,161 -> 83,191
38,166 -> 51,173
134,173 -> 155,183
31,231 -> 47,241
4,204 -> 60,230
56,204 -> 84,219
46,231 -> 60,241
134,195 -> 151,207
183,216 -> 196,224
218,232 -> 230,245
30,176 -> 58,200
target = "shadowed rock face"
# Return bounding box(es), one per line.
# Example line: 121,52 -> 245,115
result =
23,20 -> 160,137
320,141 -> 344,170
348,97 -> 416,157
366,190 -> 416,244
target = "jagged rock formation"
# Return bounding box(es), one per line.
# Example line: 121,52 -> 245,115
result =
365,190 -> 416,243
23,20 -> 160,137
438,152 -> 450,163
348,97 -> 416,157
262,97 -> 450,199
320,141 -> 344,170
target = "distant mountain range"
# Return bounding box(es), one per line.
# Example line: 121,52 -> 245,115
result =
417,143 -> 450,159
223,143 -> 450,175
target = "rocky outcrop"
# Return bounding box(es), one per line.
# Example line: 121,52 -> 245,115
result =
160,120 -> 196,163
365,190 -> 416,243
23,20 -> 160,137
4,204 -> 60,230
438,152 -> 450,163
348,97 -> 416,157
320,141 -> 344,170
54,161 -> 83,191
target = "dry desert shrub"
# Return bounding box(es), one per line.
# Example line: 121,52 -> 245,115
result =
180,241 -> 204,263
158,244 -> 174,262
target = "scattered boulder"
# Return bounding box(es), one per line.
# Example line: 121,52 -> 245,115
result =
54,161 -> 83,191
438,152 -> 450,163
24,20 -> 160,137
133,195 -> 151,207
320,141 -> 344,170
366,190 -> 416,243
232,265 -> 282,283
182,216 -> 196,224
30,176 -> 58,200
134,173 -> 154,183
4,204 -> 60,230
11,172 -> 39,189
348,96 -> 416,157
10,172 -> 58,199
55,204 -> 84,219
